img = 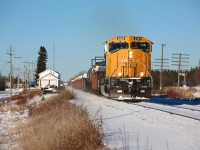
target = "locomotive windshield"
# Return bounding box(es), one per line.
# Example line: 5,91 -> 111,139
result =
130,42 -> 150,52
109,42 -> 128,53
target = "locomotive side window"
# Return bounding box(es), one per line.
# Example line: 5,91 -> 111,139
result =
131,42 -> 150,52
109,42 -> 128,53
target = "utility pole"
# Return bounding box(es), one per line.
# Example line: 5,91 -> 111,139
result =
172,53 -> 189,89
33,61 -> 36,83
154,44 -> 168,94
53,42 -> 55,71
23,61 -> 31,92
32,61 -> 36,83
14,56 -> 22,91
28,62 -> 31,82
7,45 -> 15,101
160,44 -> 165,93
23,63 -> 27,93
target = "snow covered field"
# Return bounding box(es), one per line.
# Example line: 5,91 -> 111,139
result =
1,87 -> 200,150
68,87 -> 200,150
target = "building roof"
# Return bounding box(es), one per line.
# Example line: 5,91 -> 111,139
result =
38,68 -> 61,76
38,68 -> 61,80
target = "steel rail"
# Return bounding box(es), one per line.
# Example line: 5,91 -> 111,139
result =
130,103 -> 200,121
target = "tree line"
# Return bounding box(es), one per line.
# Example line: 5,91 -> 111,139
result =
151,66 -> 200,89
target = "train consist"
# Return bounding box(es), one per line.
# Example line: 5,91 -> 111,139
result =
71,36 -> 153,101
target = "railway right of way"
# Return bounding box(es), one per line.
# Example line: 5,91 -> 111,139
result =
128,98 -> 200,121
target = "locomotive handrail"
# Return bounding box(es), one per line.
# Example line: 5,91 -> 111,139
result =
109,53 -> 119,77
143,63 -> 153,88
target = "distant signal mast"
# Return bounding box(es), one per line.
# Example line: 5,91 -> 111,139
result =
171,53 -> 189,88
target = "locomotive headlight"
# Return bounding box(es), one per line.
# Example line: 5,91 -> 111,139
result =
140,72 -> 144,77
129,51 -> 133,58
118,72 -> 122,77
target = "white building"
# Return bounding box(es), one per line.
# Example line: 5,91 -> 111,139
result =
38,68 -> 61,88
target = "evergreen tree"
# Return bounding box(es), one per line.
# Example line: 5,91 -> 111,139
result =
35,46 -> 48,84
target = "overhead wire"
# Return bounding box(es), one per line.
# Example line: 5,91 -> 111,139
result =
0,62 -> 9,71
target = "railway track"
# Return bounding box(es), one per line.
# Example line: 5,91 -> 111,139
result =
127,98 -> 200,121
146,98 -> 200,112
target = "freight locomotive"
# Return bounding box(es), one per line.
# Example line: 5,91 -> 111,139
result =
71,36 -> 153,101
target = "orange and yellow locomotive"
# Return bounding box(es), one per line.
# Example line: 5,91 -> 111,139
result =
102,36 -> 153,100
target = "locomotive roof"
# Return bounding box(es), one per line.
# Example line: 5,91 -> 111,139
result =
105,36 -> 153,44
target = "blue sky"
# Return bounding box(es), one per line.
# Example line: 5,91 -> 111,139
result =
0,0 -> 200,81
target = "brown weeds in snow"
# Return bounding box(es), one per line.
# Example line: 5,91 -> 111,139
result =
0,90 -> 41,112
18,89 -> 106,150
165,87 -> 195,99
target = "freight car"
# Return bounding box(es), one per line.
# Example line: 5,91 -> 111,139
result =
71,74 -> 87,91
71,36 -> 153,101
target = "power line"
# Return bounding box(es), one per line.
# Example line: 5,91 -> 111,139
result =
0,61 -> 9,71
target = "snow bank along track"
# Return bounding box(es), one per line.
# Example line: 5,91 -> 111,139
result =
126,98 -> 200,121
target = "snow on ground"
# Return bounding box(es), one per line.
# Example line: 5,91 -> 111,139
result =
178,85 -> 200,99
193,86 -> 200,98
0,91 -> 55,150
0,93 -> 54,131
67,87 -> 200,150
193,92 -> 200,98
